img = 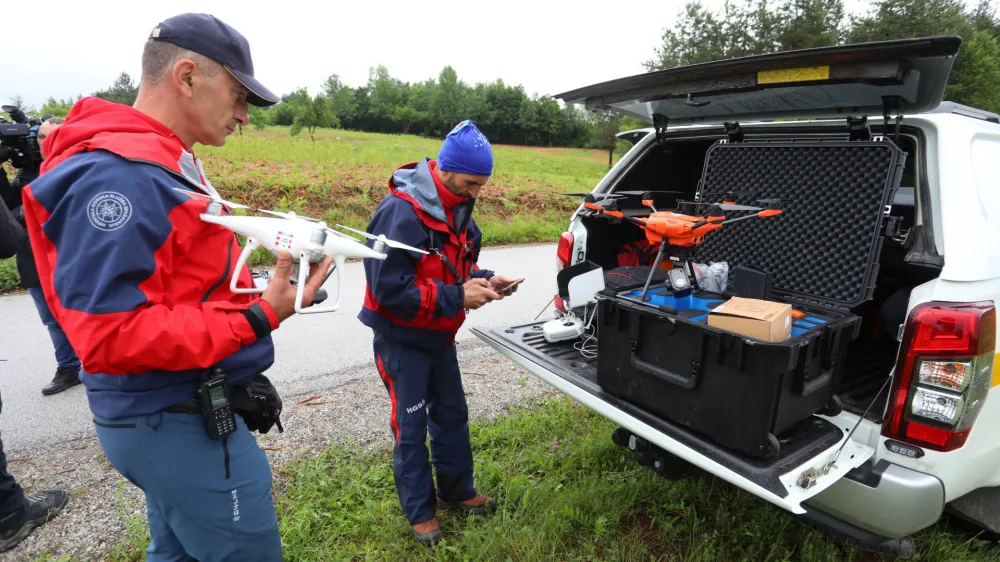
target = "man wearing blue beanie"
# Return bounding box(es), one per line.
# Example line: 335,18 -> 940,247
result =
358,120 -> 522,546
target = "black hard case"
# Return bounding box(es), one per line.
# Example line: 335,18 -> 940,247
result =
595,137 -> 906,459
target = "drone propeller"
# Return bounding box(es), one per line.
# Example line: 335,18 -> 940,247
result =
560,192 -> 626,202
614,190 -> 683,196
757,198 -> 786,206
682,201 -> 764,212
172,187 -> 249,210
258,209 -> 326,223
335,224 -> 430,255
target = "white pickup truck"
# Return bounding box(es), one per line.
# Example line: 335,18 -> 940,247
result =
471,36 -> 1000,559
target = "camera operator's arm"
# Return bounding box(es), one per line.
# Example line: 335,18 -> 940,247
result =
22,162 -> 281,376
0,198 -> 24,259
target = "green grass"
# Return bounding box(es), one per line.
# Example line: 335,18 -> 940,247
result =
0,257 -> 18,292
2,128 -> 605,289
273,397 -> 1000,562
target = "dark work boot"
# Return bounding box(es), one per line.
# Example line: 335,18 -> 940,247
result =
437,491 -> 497,516
411,517 -> 443,547
0,489 -> 68,552
41,366 -> 81,396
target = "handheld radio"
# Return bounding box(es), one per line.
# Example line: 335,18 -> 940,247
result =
198,367 -> 237,440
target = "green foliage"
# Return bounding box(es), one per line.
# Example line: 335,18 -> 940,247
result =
944,30 -> 1000,113
254,64 -> 638,152
647,0 -> 1000,114
39,95 -> 81,118
0,257 -> 19,292
93,72 -> 138,106
290,95 -> 338,140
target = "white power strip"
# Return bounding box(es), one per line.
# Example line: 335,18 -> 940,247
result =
543,316 -> 585,343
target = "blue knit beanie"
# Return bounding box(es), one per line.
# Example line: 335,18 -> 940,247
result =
437,120 -> 493,176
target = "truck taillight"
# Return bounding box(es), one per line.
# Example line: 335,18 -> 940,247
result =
882,301 -> 996,452
554,232 -> 574,312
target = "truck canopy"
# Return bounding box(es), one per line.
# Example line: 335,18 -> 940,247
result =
555,36 -> 962,126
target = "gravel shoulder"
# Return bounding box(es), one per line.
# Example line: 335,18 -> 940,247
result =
0,341 -> 555,562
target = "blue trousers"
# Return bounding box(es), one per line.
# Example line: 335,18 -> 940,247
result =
373,332 -> 476,525
93,411 -> 281,562
28,288 -> 81,370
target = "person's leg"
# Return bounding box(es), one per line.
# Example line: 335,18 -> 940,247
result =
428,344 -> 496,515
144,496 -> 195,562
27,288 -> 81,396
94,411 -> 282,562
0,391 -> 28,528
0,390 -> 67,552
373,332 -> 439,544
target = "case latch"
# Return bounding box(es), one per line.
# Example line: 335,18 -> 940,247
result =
723,121 -> 745,143
653,113 -> 669,144
846,116 -> 871,142
884,215 -> 903,237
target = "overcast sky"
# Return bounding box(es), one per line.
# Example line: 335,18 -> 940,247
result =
5,0 -> 919,112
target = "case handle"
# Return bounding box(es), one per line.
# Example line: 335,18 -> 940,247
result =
798,370 -> 832,396
630,341 -> 699,389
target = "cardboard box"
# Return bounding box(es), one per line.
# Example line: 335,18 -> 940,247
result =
707,297 -> 792,342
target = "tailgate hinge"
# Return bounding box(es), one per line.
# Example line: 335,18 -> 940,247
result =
882,96 -> 904,141
723,121 -> 744,143
653,113 -> 668,144
846,116 -> 871,142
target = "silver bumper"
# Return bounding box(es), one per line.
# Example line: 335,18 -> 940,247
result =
805,462 -> 944,539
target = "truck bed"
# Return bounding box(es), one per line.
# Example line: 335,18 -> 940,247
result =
475,321 -> 848,500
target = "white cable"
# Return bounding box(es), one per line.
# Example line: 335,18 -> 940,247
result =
574,303 -> 600,359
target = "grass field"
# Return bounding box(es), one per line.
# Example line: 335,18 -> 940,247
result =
0,127 -> 612,291
96,397 -> 1000,562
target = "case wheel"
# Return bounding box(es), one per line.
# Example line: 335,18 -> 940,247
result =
819,395 -> 844,417
611,427 -> 631,448
762,433 -> 781,460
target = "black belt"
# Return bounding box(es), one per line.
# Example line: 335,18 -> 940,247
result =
164,399 -> 200,414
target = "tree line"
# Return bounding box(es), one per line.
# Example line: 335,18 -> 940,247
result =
15,0 -> 1000,150
648,0 -> 1000,114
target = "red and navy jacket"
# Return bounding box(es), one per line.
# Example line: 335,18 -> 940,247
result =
358,158 -> 494,350
21,97 -> 280,420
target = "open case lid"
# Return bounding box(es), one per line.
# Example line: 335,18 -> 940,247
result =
693,136 -> 907,310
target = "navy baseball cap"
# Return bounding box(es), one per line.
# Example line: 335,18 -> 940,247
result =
149,13 -> 279,107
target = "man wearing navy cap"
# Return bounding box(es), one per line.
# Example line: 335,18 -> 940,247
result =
21,13 -> 331,561
359,120 -> 521,546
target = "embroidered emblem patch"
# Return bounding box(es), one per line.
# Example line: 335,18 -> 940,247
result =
87,192 -> 132,231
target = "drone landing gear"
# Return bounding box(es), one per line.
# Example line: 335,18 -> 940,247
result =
294,253 -> 342,314
231,238 -> 265,294
637,245 -> 700,302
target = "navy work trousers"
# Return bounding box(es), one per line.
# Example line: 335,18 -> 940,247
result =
373,332 -> 476,525
93,411 -> 281,562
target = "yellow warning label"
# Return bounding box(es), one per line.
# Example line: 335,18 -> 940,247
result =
758,65 -> 830,85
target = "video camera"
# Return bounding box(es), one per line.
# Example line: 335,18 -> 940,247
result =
0,105 -> 45,170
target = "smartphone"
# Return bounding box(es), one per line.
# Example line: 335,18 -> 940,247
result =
498,278 -> 525,294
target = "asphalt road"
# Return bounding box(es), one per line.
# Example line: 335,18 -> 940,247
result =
0,243 -> 559,453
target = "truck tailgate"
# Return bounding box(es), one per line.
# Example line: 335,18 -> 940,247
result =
472,321 -> 876,515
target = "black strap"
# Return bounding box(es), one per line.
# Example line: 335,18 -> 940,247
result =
240,303 -> 273,339
222,436 -> 231,480
427,228 -> 468,283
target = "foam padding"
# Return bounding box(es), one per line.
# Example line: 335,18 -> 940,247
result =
694,139 -> 905,309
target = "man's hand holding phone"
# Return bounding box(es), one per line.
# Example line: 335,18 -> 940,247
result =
489,274 -> 524,298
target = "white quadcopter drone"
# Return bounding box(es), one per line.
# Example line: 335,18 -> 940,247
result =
174,188 -> 427,314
